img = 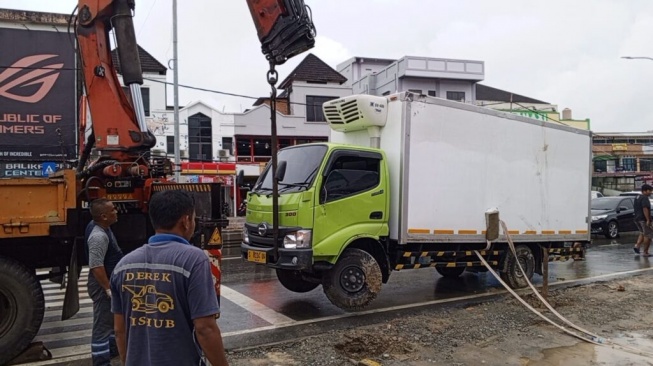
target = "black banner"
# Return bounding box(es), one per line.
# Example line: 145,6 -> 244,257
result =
0,28 -> 76,161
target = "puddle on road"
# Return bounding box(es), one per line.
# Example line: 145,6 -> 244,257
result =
521,333 -> 653,365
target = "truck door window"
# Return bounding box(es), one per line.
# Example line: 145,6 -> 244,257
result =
323,155 -> 380,202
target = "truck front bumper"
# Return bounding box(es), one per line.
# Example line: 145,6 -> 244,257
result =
241,242 -> 313,270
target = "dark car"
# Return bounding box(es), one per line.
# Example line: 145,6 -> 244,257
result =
591,197 -> 637,238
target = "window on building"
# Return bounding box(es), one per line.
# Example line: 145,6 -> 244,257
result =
122,87 -> 150,116
166,136 -> 174,154
446,91 -> 465,102
428,90 -> 436,97
306,96 -> 338,122
253,139 -> 272,157
221,137 -> 233,154
622,157 -> 636,172
641,159 -> 653,172
235,137 -> 328,162
594,160 -> 607,173
188,113 -> 212,162
408,89 -> 422,95
236,138 -> 252,162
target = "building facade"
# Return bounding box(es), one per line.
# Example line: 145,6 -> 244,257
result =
592,132 -> 653,192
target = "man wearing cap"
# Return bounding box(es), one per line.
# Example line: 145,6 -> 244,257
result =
633,184 -> 653,256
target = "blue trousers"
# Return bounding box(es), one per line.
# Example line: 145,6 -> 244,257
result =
88,280 -> 118,366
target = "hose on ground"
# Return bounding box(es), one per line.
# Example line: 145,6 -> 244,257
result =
475,221 -> 653,358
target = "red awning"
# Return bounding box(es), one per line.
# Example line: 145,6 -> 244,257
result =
180,162 -> 236,175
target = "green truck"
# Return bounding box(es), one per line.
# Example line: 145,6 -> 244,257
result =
240,92 -> 591,310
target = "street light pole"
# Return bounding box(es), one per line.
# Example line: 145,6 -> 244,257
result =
621,56 -> 653,61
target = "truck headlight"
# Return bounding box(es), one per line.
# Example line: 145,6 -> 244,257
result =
283,230 -> 312,249
242,229 -> 250,244
591,214 -> 608,222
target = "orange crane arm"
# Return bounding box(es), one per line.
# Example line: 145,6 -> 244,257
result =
76,0 -> 155,157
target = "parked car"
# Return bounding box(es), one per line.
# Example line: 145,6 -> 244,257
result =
591,191 -> 604,199
591,196 -> 637,238
618,191 -> 653,205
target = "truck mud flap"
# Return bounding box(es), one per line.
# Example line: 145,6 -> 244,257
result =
61,241 -> 80,320
394,249 -> 501,270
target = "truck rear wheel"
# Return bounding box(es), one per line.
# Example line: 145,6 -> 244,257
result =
0,257 -> 45,365
436,266 -> 465,278
276,269 -> 319,293
322,248 -> 382,311
500,245 -> 535,289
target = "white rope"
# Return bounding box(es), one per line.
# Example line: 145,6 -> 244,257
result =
474,221 -> 653,358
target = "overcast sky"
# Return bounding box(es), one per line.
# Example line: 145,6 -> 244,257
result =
2,0 -> 652,132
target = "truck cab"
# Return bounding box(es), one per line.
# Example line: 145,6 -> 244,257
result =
241,143 -> 391,300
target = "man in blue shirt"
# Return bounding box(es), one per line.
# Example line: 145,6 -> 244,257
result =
110,190 -> 228,365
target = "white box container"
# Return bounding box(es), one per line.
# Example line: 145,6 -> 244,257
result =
330,93 -> 591,244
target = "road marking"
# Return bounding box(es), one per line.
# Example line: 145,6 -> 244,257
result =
35,329 -> 91,343
40,317 -> 92,330
221,285 -> 294,325
44,306 -> 93,319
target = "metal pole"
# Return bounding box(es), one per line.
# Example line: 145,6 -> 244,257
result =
542,246 -> 549,299
173,0 -> 181,181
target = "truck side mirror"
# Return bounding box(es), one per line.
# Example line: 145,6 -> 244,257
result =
276,161 -> 287,182
236,170 -> 244,186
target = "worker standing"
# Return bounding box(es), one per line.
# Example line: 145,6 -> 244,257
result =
110,190 -> 228,365
85,198 -> 122,366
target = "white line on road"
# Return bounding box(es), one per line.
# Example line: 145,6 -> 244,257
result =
35,329 -> 91,343
44,306 -> 93,319
220,285 -> 294,325
40,317 -> 93,330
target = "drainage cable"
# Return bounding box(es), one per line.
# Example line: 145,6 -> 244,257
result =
474,221 -> 653,358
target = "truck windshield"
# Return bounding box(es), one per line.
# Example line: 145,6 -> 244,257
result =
255,145 -> 327,193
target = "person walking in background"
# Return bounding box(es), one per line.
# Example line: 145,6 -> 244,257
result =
633,184 -> 653,257
85,198 -> 122,366
111,190 -> 228,366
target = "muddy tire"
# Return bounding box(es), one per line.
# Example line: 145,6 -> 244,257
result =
322,248 -> 382,311
436,266 -> 466,278
500,245 -> 535,289
276,269 -> 319,293
0,257 -> 45,365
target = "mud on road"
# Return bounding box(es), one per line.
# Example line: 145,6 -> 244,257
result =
227,273 -> 653,366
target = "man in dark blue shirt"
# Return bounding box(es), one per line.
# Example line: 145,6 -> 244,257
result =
633,184 -> 653,256
110,190 -> 228,365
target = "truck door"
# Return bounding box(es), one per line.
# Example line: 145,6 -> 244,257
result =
313,150 -> 386,255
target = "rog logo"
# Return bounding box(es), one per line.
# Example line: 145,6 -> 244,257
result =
0,54 -> 63,103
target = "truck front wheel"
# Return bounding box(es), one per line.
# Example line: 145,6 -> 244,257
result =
500,245 -> 535,289
276,269 -> 319,293
322,248 -> 382,311
0,257 -> 45,365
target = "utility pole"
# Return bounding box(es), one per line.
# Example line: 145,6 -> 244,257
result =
172,0 -> 181,181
